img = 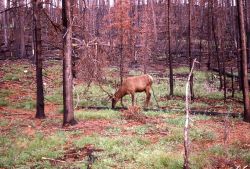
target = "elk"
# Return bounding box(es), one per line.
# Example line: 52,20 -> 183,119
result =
112,74 -> 153,109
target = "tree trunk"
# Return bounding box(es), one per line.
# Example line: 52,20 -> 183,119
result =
211,2 -> 223,90
207,0 -> 212,70
166,0 -> 173,96
188,0 -> 194,100
237,0 -> 250,122
245,0 -> 250,67
14,0 -> 26,58
3,6 -> 8,47
62,0 -> 77,126
149,0 -> 157,42
33,0 -> 45,119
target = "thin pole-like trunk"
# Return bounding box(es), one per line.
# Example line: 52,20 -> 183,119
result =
33,0 -> 45,119
231,68 -> 235,98
207,0 -> 212,70
149,0 -> 157,42
211,3 -> 223,90
184,58 -> 197,169
245,0 -> 250,67
222,43 -> 226,102
188,0 -> 194,100
62,0 -> 77,126
166,0 -> 173,96
3,9 -> 8,47
237,0 -> 250,122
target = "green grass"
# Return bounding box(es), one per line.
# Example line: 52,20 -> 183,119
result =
0,89 -> 11,107
2,64 -> 33,82
15,98 -> 36,110
136,150 -> 183,169
46,88 -> 63,105
0,89 -> 12,98
75,109 -> 120,120
0,132 -> 66,168
73,134 -> 184,169
0,62 -> 248,168
0,98 -> 8,106
1,62 -> 244,112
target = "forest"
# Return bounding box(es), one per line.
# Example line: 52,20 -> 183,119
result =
0,0 -> 250,168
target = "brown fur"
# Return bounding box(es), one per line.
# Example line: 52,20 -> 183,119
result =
112,74 -> 153,108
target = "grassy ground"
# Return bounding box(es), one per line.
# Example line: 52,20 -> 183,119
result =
0,60 -> 249,168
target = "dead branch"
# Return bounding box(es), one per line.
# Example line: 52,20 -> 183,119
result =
184,58 -> 198,169
41,157 -> 65,163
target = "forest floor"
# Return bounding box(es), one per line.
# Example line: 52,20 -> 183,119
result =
0,59 -> 250,169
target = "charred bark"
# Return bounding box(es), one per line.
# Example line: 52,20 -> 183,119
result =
166,0 -> 173,96
62,0 -> 77,126
237,0 -> 250,122
33,0 -> 45,119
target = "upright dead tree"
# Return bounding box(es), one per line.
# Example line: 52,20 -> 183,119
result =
33,0 -> 45,119
188,0 -> 194,100
237,0 -> 250,122
13,0 -> 26,58
166,0 -> 173,96
62,0 -> 77,126
184,58 -> 197,169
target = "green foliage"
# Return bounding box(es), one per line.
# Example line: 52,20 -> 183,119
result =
45,88 -> 63,105
125,125 -> 151,135
3,73 -> 20,81
0,119 -> 9,127
105,126 -> 122,135
2,64 -> 33,83
0,98 -> 8,106
165,116 -> 185,127
163,127 -> 183,143
74,134 -> 184,169
190,152 -> 210,169
173,67 -> 190,74
0,89 -> 12,98
0,132 -> 66,168
190,127 -> 216,141
15,98 -> 36,110
75,109 -> 120,120
143,110 -> 164,117
136,150 -> 183,169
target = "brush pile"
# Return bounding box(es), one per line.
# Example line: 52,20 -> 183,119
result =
122,106 -> 147,123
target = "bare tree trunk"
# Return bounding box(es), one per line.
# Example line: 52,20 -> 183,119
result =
62,0 -> 77,126
12,0 -> 26,58
184,58 -> 197,169
33,0 -> 45,119
149,0 -> 157,42
3,8 -> 8,47
207,0 -> 212,70
166,0 -> 173,96
246,0 -> 250,67
211,2 -> 223,90
188,0 -> 194,100
237,0 -> 250,122
222,42 -> 227,102
231,68 -> 235,98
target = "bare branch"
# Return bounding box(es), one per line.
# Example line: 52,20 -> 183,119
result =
184,58 -> 198,169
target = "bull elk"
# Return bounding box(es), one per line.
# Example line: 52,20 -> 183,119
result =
112,74 -> 153,109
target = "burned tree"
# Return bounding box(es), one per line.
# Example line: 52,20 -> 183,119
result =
62,0 -> 77,126
33,0 -> 45,119
237,0 -> 250,122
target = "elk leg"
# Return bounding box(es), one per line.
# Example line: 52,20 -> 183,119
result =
145,88 -> 151,107
131,93 -> 135,106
